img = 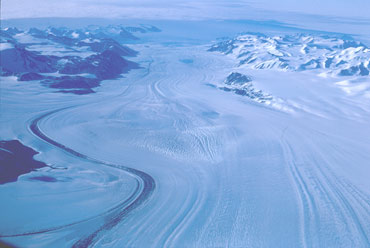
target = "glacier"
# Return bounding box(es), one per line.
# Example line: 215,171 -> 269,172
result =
0,19 -> 369,248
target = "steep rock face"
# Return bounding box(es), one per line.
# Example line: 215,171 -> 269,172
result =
339,63 -> 369,76
59,50 -> 138,80
41,76 -> 100,92
209,33 -> 370,77
1,26 -> 143,94
0,46 -> 58,75
225,72 -> 252,85
19,72 -> 45,81
78,38 -> 138,57
217,72 -> 273,105
17,26 -> 139,58
208,39 -> 237,54
0,46 -> 138,79
28,28 -> 77,46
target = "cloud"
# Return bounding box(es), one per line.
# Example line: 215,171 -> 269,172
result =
1,0 -> 370,20
0,0 -> 249,20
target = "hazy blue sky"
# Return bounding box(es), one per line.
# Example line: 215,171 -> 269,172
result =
2,0 -> 370,20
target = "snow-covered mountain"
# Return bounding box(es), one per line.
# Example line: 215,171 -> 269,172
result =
209,33 -> 370,77
0,25 -> 160,94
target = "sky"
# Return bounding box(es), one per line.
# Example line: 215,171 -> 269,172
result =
1,0 -> 370,20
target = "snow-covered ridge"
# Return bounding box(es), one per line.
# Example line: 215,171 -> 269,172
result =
218,72 -> 273,104
209,33 -> 370,77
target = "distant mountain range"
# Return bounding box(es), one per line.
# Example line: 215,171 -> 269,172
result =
209,33 -> 370,77
0,25 -> 161,94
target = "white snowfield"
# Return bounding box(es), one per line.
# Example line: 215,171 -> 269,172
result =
1,27 -> 370,248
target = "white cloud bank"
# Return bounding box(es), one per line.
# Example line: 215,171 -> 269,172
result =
1,0 -> 370,20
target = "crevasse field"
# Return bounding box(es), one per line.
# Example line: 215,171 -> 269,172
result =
0,13 -> 370,248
